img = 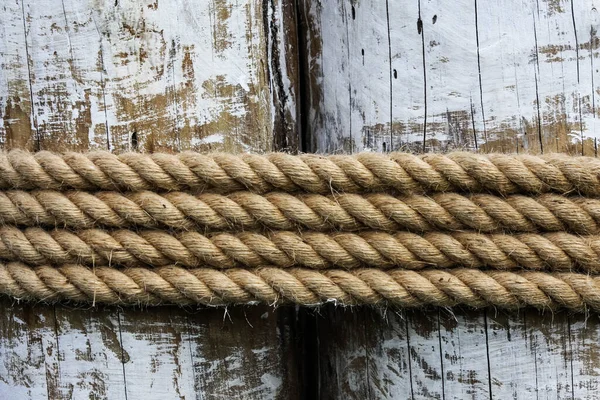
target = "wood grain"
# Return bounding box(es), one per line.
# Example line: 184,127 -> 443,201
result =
301,0 -> 600,155
0,0 -> 300,153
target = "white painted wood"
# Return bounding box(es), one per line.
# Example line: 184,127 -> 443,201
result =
54,308 -> 127,399
0,0 -> 35,148
366,311 -> 412,399
305,0 -> 600,153
439,310 -> 490,399
570,314 -> 600,399
0,0 -> 298,153
388,0 -> 425,149
420,0 -> 483,151
0,303 -> 57,399
406,311 -> 443,399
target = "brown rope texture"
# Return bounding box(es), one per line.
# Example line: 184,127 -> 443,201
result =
2,226 -> 600,272
2,262 -> 600,311
2,190 -> 599,234
1,150 -> 600,312
2,149 -> 600,195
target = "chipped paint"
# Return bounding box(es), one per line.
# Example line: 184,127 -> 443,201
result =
304,0 -> 600,154
0,0 -> 299,154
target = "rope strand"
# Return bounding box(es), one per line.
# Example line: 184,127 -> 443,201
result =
1,226 -> 599,272
2,150 -> 600,195
1,190 -> 599,234
1,262 -> 597,311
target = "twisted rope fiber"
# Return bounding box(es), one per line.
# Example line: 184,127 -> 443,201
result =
4,150 -> 600,195
3,226 -> 600,272
2,262 -> 600,311
2,190 -> 600,234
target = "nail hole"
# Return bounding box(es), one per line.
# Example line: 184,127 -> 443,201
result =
432,15 -> 437,24
382,142 -> 387,152
352,6 -> 356,20
417,18 -> 423,34
361,49 -> 364,56
393,69 -> 397,79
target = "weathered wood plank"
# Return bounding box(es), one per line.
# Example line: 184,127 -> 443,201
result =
570,313 -> 600,398
418,0 -> 484,152
439,310 -> 490,399
0,300 -> 58,398
300,2 -> 600,399
406,310 -> 443,399
53,306 -> 126,399
0,0 -> 36,149
302,0 -> 600,153
1,0 -> 299,153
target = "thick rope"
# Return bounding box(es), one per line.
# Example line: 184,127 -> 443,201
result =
2,150 -> 600,195
1,226 -> 599,272
1,262 -> 598,311
2,190 -> 599,234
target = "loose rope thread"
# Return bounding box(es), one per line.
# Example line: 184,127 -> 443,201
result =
2,190 -> 600,234
3,150 -> 600,195
2,226 -> 600,272
1,262 -> 598,311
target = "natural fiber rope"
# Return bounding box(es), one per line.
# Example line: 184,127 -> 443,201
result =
3,149 -> 600,311
3,150 -> 600,195
1,262 -> 598,311
2,226 -> 600,272
2,190 -> 600,234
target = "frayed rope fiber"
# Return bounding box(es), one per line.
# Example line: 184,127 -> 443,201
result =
2,150 -> 600,311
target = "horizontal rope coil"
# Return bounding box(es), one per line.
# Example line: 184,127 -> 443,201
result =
1,190 -> 599,234
2,150 -> 600,195
2,149 -> 600,312
1,262 -> 598,311
1,226 -> 600,272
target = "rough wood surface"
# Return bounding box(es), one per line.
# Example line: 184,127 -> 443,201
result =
314,307 -> 600,399
0,0 -> 299,153
301,0 -> 600,155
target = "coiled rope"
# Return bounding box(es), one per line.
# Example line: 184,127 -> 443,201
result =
1,149 -> 600,312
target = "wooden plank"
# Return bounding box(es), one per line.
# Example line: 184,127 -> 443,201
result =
53,307 -> 126,399
570,313 -> 600,398
387,0 -> 425,150
187,306 -> 299,398
300,2 -> 600,398
299,0 -> 352,152
0,299 -> 58,398
406,310 -> 443,399
439,310 -> 490,399
418,0 -> 484,152
1,0 -> 299,153
0,0 -> 36,149
487,311 -> 573,398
